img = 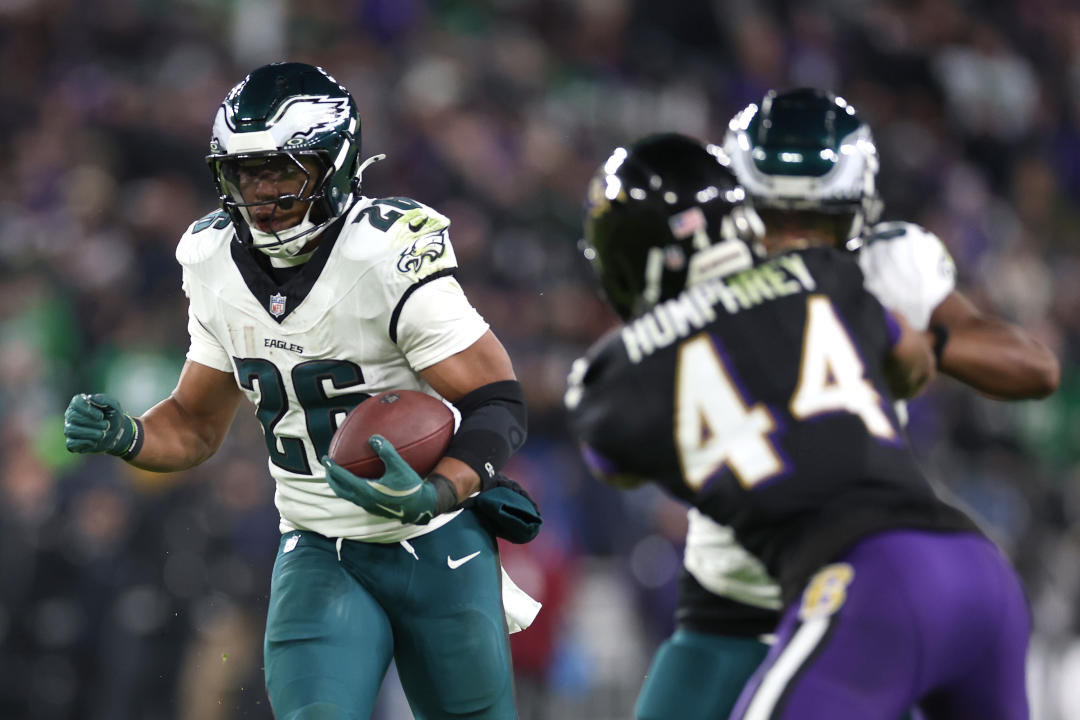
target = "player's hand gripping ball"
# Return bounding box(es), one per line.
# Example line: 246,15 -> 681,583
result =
328,390 -> 454,477
322,390 -> 456,524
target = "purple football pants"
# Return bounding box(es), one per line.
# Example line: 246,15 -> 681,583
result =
730,529 -> 1030,720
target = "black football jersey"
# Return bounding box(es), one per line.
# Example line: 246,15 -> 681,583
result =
567,247 -> 979,603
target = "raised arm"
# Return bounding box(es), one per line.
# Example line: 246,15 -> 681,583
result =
929,291 -> 1059,400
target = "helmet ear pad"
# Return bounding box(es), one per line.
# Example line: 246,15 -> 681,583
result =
304,152 -> 337,225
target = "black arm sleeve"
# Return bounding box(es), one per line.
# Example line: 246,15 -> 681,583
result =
445,380 -> 527,481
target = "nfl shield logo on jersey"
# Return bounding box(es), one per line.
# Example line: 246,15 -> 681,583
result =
269,293 -> 287,318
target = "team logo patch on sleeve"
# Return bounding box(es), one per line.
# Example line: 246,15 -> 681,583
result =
269,293 -> 287,318
397,231 -> 448,274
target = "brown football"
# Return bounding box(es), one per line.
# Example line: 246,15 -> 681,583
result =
328,390 -> 455,478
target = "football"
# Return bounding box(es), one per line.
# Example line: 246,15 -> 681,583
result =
328,390 -> 455,478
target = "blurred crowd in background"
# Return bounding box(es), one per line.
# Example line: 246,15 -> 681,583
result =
2,0 -> 1080,718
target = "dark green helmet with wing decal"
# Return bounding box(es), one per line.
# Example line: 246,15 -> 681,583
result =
206,62 -> 366,257
581,133 -> 762,320
723,88 -> 883,248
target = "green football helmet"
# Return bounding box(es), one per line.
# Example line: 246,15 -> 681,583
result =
206,62 -> 368,258
582,133 -> 762,320
723,88 -> 883,248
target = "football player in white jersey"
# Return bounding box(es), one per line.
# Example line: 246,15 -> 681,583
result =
632,88 -> 1059,720
63,62 -> 540,720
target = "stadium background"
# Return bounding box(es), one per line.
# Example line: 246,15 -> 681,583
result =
1,0 -> 1079,718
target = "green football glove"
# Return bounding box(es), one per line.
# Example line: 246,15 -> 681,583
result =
63,393 -> 142,459
321,434 -> 458,525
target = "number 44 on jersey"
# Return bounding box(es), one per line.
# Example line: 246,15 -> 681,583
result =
675,296 -> 897,490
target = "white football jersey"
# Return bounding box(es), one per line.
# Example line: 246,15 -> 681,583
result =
684,509 -> 781,610
858,221 -> 956,330
683,221 -> 957,606
177,196 -> 489,541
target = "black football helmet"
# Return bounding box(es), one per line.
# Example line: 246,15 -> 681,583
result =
206,62 -> 375,257
723,87 -> 882,249
582,133 -> 762,320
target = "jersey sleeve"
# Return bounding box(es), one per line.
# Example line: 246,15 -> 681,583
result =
859,222 -> 956,330
394,275 -> 489,371
342,198 -> 491,370
175,212 -> 234,372
565,333 -> 661,484
181,269 -> 233,372
349,199 -> 491,370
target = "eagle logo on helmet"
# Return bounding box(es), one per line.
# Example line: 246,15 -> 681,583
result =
397,231 -> 448,274
215,94 -> 353,152
270,95 -> 353,146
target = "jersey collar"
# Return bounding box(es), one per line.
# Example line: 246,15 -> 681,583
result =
230,214 -> 346,323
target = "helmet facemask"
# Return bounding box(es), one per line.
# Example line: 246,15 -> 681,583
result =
211,150 -> 331,259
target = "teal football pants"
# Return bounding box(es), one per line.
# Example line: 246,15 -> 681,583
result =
264,511 -> 517,720
635,629 -> 770,720
636,628 -> 921,720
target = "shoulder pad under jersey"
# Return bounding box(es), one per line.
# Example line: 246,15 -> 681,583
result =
859,221 -> 956,330
339,196 -> 458,283
176,209 -> 233,266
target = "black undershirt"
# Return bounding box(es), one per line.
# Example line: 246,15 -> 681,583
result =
265,263 -> 305,286
230,216 -> 345,323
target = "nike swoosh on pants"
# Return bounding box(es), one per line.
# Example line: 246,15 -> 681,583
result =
447,551 -> 481,569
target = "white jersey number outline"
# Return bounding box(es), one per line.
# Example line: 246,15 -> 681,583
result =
675,294 -> 897,490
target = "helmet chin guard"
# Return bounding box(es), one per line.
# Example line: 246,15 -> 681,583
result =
245,204 -> 321,260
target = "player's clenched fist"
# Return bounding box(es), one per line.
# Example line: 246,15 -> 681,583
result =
63,393 -> 142,459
